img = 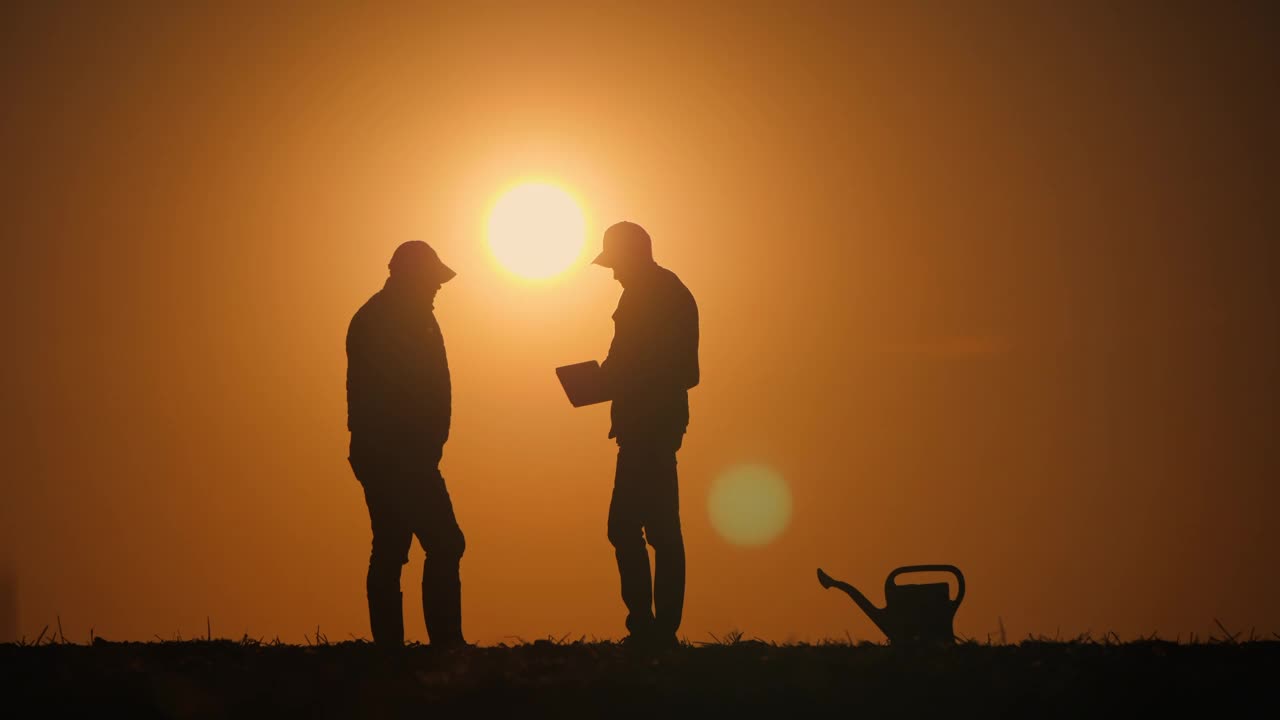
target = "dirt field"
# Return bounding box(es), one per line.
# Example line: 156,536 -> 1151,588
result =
4,637 -> 1275,718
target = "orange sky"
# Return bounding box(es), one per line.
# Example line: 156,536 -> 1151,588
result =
2,2 -> 1277,646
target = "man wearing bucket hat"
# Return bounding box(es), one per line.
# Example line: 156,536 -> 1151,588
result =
593,221 -> 700,650
345,240 -> 467,649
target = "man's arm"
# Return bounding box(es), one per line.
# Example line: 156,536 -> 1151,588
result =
679,289 -> 700,390
421,316 -> 452,450
599,295 -> 631,397
345,312 -> 368,434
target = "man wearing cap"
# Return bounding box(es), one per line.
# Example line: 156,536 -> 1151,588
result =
594,221 -> 700,649
345,240 -> 467,649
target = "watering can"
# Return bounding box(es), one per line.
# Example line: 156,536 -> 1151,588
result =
817,565 -> 965,646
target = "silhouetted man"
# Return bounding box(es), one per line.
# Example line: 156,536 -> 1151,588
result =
346,241 -> 466,649
594,221 -> 699,649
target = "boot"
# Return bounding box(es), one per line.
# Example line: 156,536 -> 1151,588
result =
423,563 -> 466,649
368,590 -> 404,648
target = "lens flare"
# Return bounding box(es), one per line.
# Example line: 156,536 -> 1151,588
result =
708,464 -> 792,547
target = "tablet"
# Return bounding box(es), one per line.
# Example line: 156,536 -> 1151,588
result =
555,360 -> 610,407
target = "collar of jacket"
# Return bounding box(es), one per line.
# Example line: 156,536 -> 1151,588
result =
381,276 -> 437,311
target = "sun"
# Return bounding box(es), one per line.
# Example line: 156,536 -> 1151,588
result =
486,182 -> 586,280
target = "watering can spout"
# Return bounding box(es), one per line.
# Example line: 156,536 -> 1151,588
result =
816,568 -> 890,637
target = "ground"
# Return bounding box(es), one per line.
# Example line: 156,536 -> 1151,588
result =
3,636 -> 1276,718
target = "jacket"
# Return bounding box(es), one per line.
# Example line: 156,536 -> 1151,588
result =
346,280 -> 451,451
600,264 -> 699,440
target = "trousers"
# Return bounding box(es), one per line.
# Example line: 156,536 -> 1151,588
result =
606,434 -> 685,637
349,442 -> 464,646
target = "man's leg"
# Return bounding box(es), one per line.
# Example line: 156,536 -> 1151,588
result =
414,467 -> 467,647
645,438 -> 685,642
608,444 -> 655,637
357,473 -> 413,648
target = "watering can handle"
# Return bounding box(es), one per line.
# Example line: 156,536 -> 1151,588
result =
886,565 -> 966,608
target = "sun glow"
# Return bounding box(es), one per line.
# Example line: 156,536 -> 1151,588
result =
486,182 -> 586,280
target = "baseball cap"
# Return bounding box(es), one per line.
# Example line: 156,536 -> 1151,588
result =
592,221 -> 653,268
389,240 -> 456,283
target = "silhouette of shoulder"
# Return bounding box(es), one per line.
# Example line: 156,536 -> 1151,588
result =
619,266 -> 696,315
348,289 -> 392,338
643,267 -> 697,325
664,267 -> 696,310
